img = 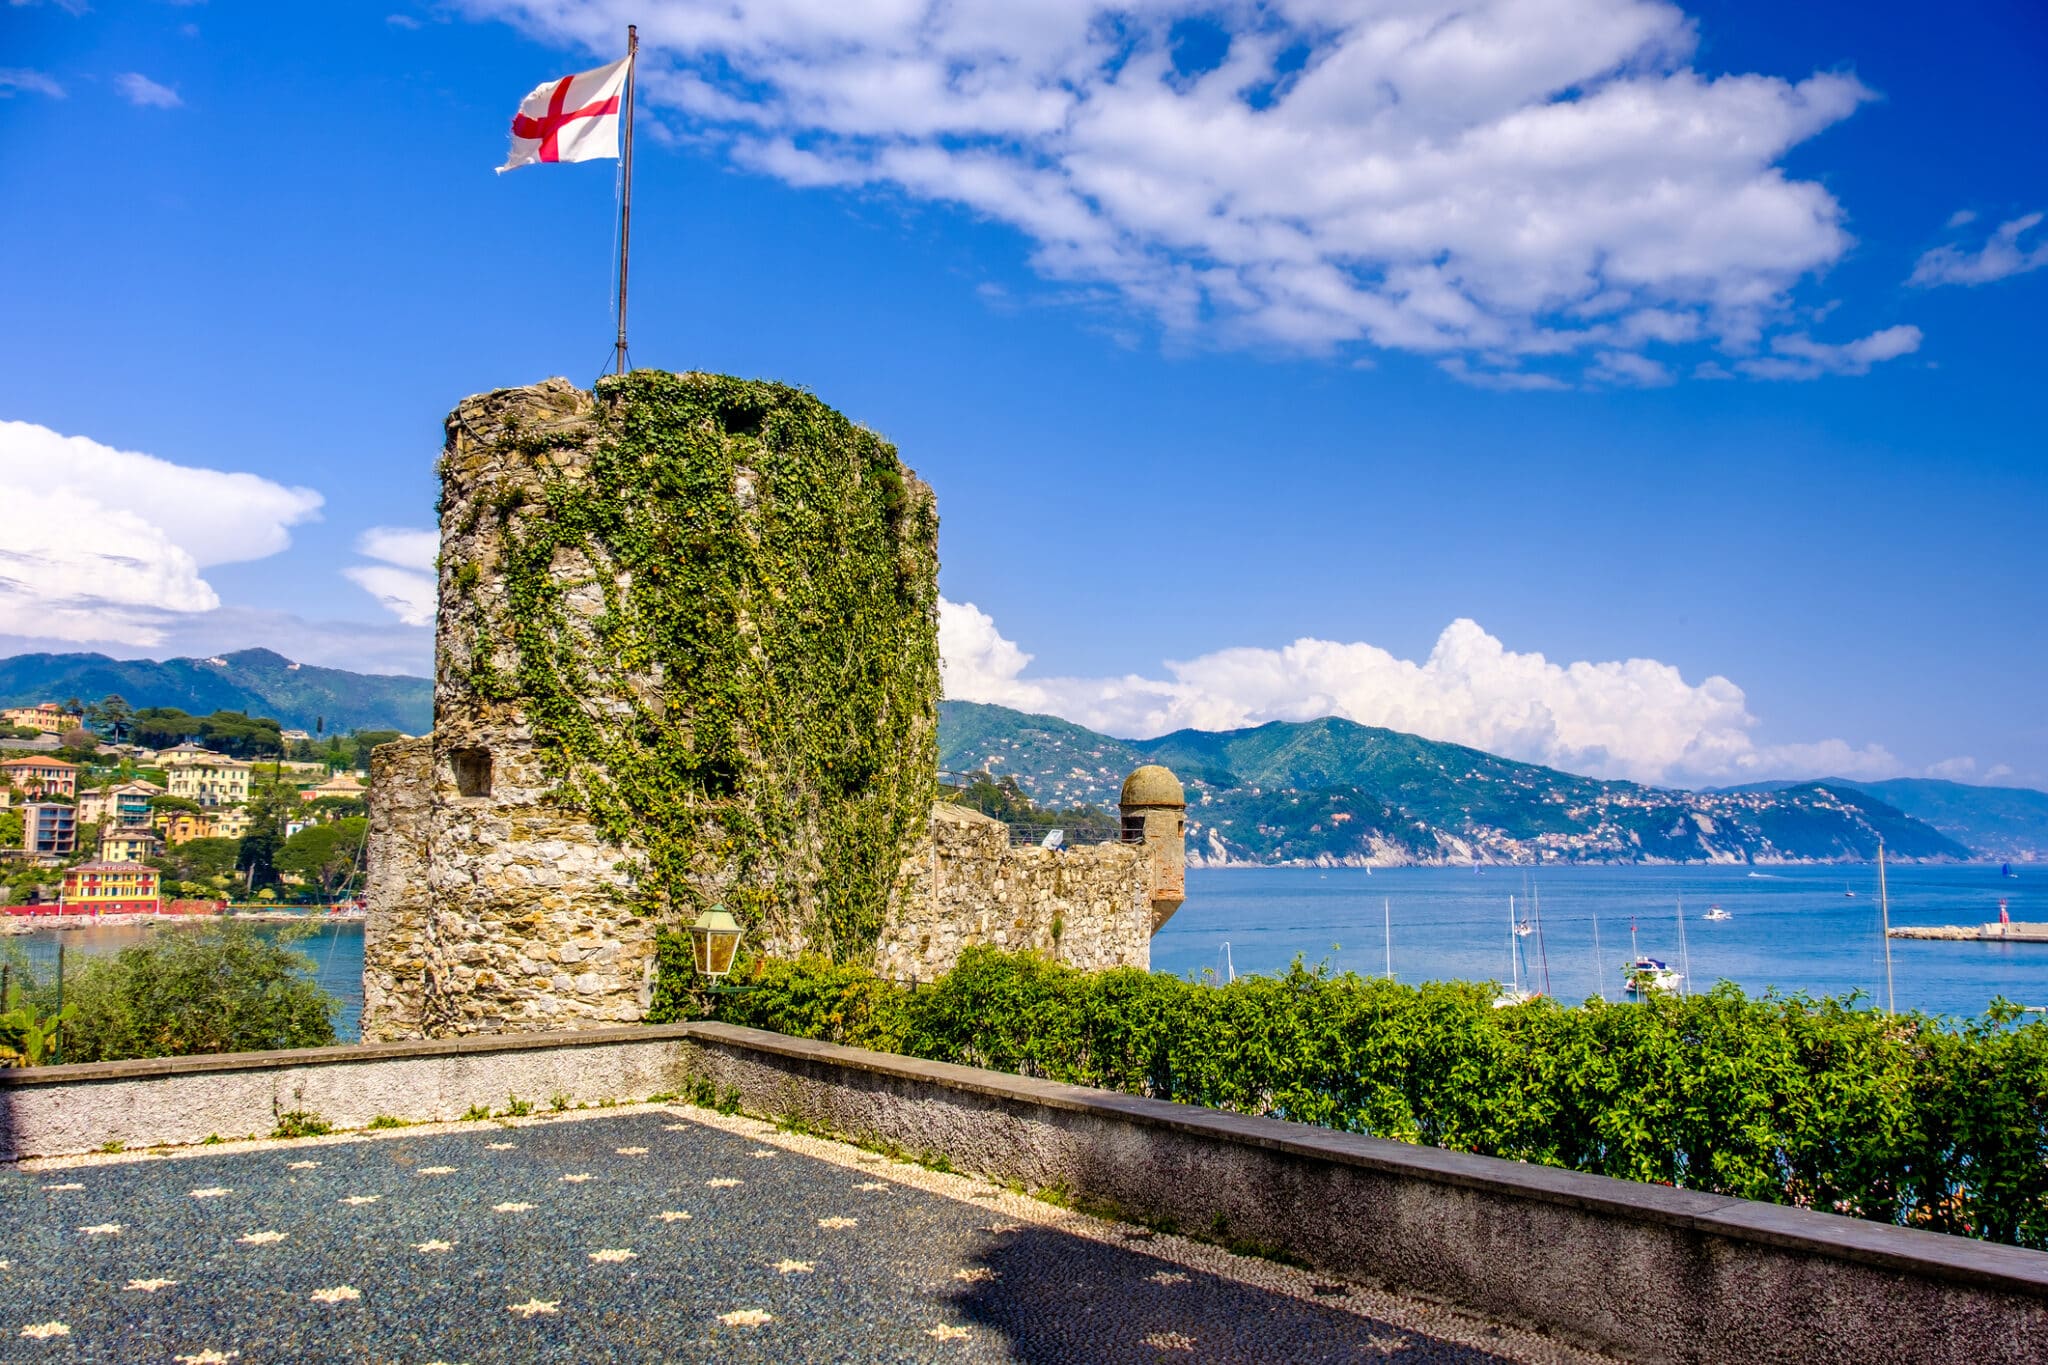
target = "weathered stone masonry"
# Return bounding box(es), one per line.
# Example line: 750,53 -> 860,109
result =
364,374 -> 1185,1041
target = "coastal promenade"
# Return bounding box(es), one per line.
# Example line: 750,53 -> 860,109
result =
1,1105 -> 1589,1364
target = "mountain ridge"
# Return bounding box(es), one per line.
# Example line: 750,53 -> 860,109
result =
0,648 -> 433,735
939,700 -> 2008,866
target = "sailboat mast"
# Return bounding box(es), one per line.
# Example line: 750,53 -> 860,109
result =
1591,912 -> 1605,1001
1508,895 -> 1519,992
1383,897 -> 1393,981
1675,895 -> 1691,1000
1534,885 -> 1553,997
1878,838 -> 1895,1016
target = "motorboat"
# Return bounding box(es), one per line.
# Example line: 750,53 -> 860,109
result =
1626,956 -> 1682,995
1703,906 -> 1732,922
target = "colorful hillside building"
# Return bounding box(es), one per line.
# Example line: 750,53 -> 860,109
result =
161,811 -> 212,846
62,861 -> 161,915
78,780 -> 159,828
165,752 -> 252,807
21,803 -> 76,857
2,756 -> 79,799
99,826 -> 164,864
1,703 -> 81,734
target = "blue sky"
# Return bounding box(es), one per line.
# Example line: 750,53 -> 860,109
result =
1,0 -> 2043,790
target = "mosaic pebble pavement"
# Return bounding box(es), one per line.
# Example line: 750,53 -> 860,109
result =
0,1107 -> 1598,1363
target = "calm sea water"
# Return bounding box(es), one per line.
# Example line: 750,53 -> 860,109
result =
1156,863 -> 2047,1018
6,864 -> 2040,1043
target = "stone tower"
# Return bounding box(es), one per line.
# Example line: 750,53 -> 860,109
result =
1120,765 -> 1187,931
363,372 -> 940,1039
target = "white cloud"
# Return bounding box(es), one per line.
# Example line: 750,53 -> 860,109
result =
0,419 -> 322,647
1910,211 -> 2048,288
355,526 -> 437,572
939,598 -> 1898,787
344,525 -> 437,627
343,566 -> 436,628
0,69 -> 66,98
114,72 -> 181,108
1736,324 -> 1922,381
459,0 -> 1913,385
1926,756 -> 1978,780
387,13 -> 423,28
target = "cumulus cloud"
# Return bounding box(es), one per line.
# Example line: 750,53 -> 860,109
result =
0,419 -> 322,647
114,72 -> 181,108
459,0 -> 1914,385
1910,211 -> 2048,288
1736,324 -> 1922,381
0,69 -> 66,98
939,598 -> 1898,787
343,526 -> 437,628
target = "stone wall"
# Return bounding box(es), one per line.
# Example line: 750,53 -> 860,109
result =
360,737 -> 431,1041
876,804 -> 1155,981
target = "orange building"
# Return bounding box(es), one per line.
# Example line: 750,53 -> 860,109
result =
61,861 -> 162,915
1,756 -> 78,799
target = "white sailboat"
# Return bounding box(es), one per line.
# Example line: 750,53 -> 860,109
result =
1495,895 -> 1540,1007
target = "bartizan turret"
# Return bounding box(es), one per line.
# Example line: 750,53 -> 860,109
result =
1120,765 -> 1187,931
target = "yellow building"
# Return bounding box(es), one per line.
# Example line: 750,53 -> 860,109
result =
1,703 -> 80,734
100,826 -> 164,864
166,757 -> 252,807
209,806 -> 254,839
162,811 -> 213,846
61,861 -> 161,914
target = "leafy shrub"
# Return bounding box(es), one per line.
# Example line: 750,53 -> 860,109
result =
272,1109 -> 331,1139
710,947 -> 2048,1250
11,923 -> 337,1063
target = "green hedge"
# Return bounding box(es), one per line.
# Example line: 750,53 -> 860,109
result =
697,947 -> 2048,1249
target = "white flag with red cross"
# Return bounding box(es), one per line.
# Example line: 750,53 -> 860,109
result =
497,55 -> 630,173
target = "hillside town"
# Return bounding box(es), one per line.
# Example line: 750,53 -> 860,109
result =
0,694 -> 380,921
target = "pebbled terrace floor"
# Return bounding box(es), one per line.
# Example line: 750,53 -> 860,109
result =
0,1104 -> 1613,1364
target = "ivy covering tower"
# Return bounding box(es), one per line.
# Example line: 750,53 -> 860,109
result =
363,372 -> 940,1036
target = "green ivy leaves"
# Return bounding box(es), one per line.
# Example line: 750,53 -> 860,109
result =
461,372 -> 938,964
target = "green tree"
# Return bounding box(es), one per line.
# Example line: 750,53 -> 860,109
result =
21,923 -> 337,1062
133,707 -> 203,750
154,836 -> 240,886
197,710 -> 284,758
349,729 -> 403,770
306,794 -> 367,822
275,817 -> 368,898
237,778 -> 301,886
86,694 -> 133,743
151,794 -> 205,818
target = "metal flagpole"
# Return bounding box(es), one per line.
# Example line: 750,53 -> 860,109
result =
614,24 -> 638,376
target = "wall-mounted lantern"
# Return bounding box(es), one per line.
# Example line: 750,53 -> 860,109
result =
686,906 -> 744,981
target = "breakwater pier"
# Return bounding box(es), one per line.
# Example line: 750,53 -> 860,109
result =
1889,921 -> 2048,943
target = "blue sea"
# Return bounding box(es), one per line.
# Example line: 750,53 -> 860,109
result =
1156,863 -> 2046,1018
5,863 -> 2040,1042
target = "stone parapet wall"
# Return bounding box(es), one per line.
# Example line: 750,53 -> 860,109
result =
9,1024 -> 2042,1364
876,804 -> 1153,981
